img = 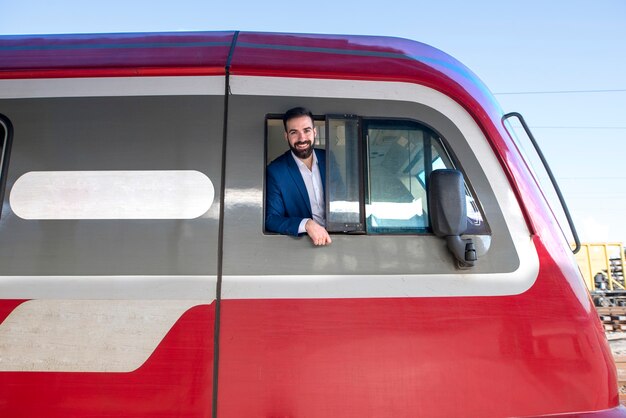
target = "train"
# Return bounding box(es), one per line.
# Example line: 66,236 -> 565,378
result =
576,242 -> 626,307
0,31 -> 623,417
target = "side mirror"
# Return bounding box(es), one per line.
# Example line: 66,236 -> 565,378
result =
428,169 -> 476,268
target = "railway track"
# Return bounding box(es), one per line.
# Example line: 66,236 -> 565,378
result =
597,307 -> 626,331
614,357 -> 626,405
599,306 -> 626,404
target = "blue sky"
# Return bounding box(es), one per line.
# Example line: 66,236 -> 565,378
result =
2,0 -> 625,246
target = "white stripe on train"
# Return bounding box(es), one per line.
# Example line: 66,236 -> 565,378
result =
0,299 -> 212,372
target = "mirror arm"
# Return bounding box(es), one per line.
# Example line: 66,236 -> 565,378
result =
445,236 -> 477,268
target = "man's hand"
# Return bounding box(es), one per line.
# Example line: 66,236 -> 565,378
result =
305,219 -> 332,246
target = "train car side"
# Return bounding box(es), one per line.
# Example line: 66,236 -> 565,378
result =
0,31 -> 622,417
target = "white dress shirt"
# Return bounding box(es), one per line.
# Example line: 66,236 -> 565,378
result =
292,151 -> 325,234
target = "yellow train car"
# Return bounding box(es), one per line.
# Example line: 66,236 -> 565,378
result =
576,243 -> 626,305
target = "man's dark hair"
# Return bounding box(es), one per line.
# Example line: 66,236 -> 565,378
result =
283,107 -> 314,131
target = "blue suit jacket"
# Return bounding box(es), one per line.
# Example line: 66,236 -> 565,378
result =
265,149 -> 326,236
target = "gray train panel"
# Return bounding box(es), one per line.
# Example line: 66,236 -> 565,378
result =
221,95 -> 518,277
0,96 -> 222,276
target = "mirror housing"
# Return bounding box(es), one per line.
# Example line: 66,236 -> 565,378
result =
428,169 -> 477,268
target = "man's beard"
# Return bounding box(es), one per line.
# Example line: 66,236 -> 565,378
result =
289,140 -> 313,159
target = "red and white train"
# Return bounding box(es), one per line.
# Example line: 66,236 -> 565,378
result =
0,31 -> 622,417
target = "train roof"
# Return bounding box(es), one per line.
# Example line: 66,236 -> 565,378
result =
0,31 -> 498,112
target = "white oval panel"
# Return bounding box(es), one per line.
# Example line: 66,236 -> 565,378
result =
10,170 -> 214,220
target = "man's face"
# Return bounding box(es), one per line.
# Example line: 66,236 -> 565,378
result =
285,115 -> 316,159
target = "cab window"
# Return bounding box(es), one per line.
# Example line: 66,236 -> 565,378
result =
364,119 -> 452,234
265,114 -> 487,235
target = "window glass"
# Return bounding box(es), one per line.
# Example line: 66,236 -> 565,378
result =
363,120 -> 485,234
326,116 -> 363,232
365,121 -> 449,233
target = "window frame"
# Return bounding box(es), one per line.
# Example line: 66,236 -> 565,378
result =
325,114 -> 366,234
264,113 -> 490,236
0,114 -> 13,220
